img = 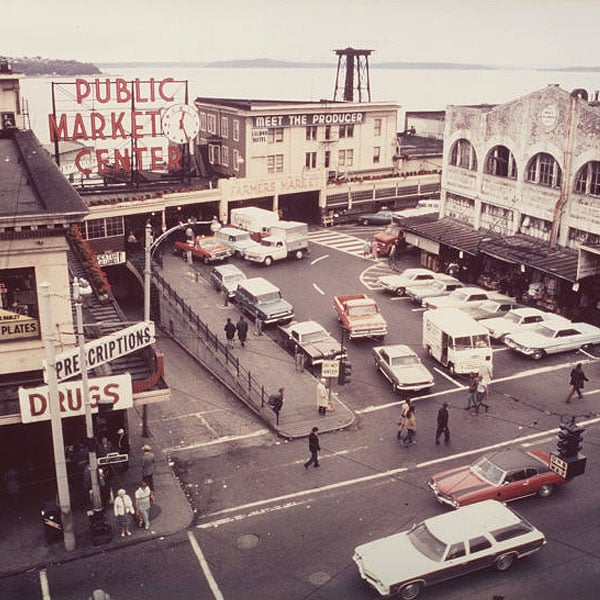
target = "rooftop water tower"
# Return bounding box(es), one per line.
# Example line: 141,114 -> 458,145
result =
333,47 -> 373,102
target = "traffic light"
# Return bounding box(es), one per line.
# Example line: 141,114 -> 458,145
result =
338,360 -> 352,385
557,419 -> 584,459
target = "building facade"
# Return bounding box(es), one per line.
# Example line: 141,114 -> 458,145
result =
405,85 -> 600,318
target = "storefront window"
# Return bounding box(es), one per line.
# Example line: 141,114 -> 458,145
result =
0,267 -> 40,343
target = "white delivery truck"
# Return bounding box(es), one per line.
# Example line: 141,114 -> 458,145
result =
229,207 -> 280,241
243,220 -> 309,266
423,308 -> 493,375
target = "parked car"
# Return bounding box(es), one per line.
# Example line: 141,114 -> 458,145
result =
423,287 -> 505,310
356,210 -> 395,226
372,344 -> 434,393
428,447 -> 568,509
482,307 -> 569,341
173,236 -> 232,264
504,321 -> 600,360
405,276 -> 463,305
209,264 -> 247,299
377,268 -> 438,296
353,499 -> 546,599
460,299 -> 524,322
213,226 -> 260,258
279,320 -> 346,369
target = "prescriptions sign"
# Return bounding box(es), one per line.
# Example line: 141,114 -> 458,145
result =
19,373 -> 133,423
48,77 -> 188,176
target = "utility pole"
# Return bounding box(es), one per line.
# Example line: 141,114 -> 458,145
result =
39,282 -> 76,551
73,278 -> 103,510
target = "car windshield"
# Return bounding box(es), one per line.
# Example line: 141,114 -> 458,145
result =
429,281 -> 445,291
479,301 -> 499,312
223,274 -> 244,284
391,355 -> 419,367
504,312 -> 523,323
383,225 -> 399,235
348,305 -> 377,316
407,523 -> 447,562
450,290 -> 469,301
471,456 -> 504,486
302,330 -> 327,343
453,336 -> 472,350
257,292 -> 281,303
199,239 -> 217,248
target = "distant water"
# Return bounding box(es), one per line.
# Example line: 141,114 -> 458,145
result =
21,65 -> 600,143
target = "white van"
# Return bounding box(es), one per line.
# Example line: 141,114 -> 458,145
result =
423,308 -> 492,375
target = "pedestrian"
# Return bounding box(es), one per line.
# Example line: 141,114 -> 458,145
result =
255,316 -> 263,336
363,240 -> 371,258
402,406 -> 417,447
224,318 -> 236,348
478,356 -> 493,401
447,261 -> 459,277
113,488 -> 134,537
397,398 -> 411,441
236,316 -> 248,347
474,376 -> 489,414
268,387 -> 284,425
435,401 -> 450,444
142,444 -> 155,491
97,436 -> 115,457
566,363 -> 589,403
304,426 -> 321,468
78,277 -> 93,307
370,238 -> 378,260
115,428 -> 130,472
134,480 -> 154,531
465,372 -> 478,411
316,378 -> 329,415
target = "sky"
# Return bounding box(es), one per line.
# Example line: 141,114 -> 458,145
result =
2,0 -> 600,68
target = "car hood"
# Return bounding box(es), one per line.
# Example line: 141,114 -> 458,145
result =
505,329 -> 550,346
260,299 -> 293,314
391,365 -> 433,385
303,338 -> 341,358
430,466 -> 491,499
378,275 -> 408,286
355,532 -> 436,584
484,317 -> 519,335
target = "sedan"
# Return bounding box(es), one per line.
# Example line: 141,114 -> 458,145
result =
209,264 -> 247,298
482,307 -> 569,341
428,447 -> 568,508
278,320 -> 346,368
423,287 -> 506,310
353,499 -> 546,599
504,321 -> 600,360
373,344 -> 434,393
356,210 -> 395,226
377,268 -> 438,296
405,276 -> 463,305
460,299 -> 524,322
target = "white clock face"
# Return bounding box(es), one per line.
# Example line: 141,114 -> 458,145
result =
161,104 -> 200,144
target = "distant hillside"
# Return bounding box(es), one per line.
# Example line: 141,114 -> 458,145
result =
6,56 -> 100,76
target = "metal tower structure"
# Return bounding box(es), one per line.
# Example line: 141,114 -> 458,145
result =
333,48 -> 373,102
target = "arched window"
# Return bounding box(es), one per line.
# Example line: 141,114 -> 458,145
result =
526,153 -> 562,188
449,139 -> 477,170
575,161 -> 600,196
485,145 -> 517,179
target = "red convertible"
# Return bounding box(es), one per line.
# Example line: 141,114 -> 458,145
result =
428,447 -> 568,508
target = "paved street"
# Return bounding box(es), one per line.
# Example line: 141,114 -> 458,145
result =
2,223 -> 600,599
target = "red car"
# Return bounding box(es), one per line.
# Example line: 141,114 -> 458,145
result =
428,447 -> 568,508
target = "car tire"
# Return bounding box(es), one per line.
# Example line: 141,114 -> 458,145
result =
399,582 -> 422,599
203,256 -> 210,265
448,362 -> 456,376
362,219 -> 370,226
295,249 -> 304,260
532,349 -> 545,360
396,287 -> 406,296
538,484 -> 555,498
495,552 -> 516,571
392,383 -> 399,393
264,256 -> 273,267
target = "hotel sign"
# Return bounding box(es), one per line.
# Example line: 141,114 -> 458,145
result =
253,112 -> 365,128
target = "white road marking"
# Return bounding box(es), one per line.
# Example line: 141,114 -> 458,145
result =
163,429 -> 270,454
312,283 -> 325,295
310,255 -> 329,265
433,367 -> 463,387
197,416 -> 600,529
187,530 -> 226,600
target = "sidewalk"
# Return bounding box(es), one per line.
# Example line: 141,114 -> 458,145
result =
155,252 -> 357,439
0,409 -> 193,578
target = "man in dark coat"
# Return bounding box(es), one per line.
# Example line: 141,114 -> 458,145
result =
236,316 -> 248,347
268,387 -> 284,425
224,318 -> 236,348
304,426 -> 321,468
435,401 -> 450,444
566,363 -> 589,403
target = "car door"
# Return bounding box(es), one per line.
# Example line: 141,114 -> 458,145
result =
497,468 -> 530,501
427,541 -> 467,585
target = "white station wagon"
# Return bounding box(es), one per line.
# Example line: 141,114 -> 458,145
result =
353,500 -> 546,599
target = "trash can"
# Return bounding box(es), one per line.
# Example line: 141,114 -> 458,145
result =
41,500 -> 63,543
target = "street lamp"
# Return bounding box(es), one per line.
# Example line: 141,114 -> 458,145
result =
142,217 -> 201,436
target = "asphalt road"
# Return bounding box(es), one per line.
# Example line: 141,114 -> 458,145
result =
4,224 -> 599,600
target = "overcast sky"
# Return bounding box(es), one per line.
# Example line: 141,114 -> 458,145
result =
2,0 -> 600,68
